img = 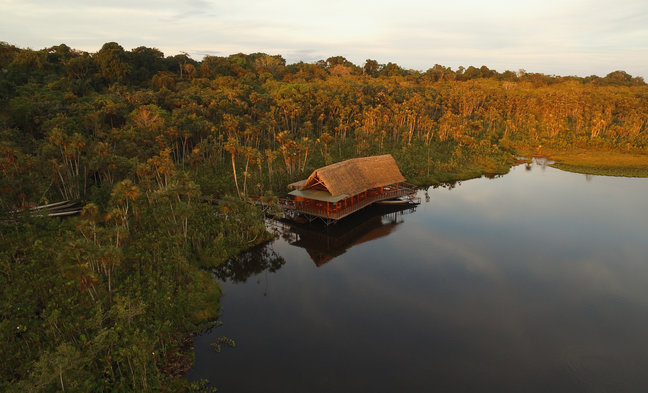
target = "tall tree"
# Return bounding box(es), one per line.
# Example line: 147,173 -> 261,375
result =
94,42 -> 130,84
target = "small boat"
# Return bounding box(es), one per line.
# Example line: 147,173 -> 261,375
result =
375,197 -> 414,205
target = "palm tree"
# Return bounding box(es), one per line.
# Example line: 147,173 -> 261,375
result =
224,137 -> 242,198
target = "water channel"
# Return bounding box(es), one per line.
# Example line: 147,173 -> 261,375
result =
187,161 -> 648,392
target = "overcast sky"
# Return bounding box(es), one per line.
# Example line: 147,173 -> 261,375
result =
2,0 -> 647,78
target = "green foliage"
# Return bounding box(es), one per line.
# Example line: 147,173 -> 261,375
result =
0,183 -> 267,391
94,42 -> 130,85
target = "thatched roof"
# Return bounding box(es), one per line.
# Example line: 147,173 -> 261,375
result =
289,154 -> 405,197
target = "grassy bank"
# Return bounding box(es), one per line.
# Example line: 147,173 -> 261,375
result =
549,150 -> 648,177
516,146 -> 648,177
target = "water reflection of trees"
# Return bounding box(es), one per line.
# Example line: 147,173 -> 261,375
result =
211,242 -> 285,283
430,181 -> 460,190
212,204 -> 418,281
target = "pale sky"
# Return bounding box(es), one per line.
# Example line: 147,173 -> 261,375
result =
2,0 -> 647,78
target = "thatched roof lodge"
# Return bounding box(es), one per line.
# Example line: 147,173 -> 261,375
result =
283,154 -> 415,224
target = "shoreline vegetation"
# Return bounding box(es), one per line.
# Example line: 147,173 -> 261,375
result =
545,150 -> 648,177
513,144 -> 648,177
1,41 -> 647,392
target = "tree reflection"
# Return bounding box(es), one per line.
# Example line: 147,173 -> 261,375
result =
212,242 -> 286,283
212,204 -> 418,281
431,181 -> 459,190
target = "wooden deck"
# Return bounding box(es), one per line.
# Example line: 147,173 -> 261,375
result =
262,184 -> 418,224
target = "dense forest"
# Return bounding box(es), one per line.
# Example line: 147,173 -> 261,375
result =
1,41 -> 647,392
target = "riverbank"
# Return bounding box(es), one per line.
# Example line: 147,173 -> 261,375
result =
517,147 -> 648,177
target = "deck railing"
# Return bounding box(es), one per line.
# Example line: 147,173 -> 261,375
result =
275,185 -> 417,221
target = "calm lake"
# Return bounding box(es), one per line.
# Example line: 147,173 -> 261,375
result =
187,161 -> 648,392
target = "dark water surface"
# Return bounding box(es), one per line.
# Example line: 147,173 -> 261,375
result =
187,162 -> 648,393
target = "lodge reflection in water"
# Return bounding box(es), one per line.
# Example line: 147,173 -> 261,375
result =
213,203 -> 418,282
279,204 -> 416,266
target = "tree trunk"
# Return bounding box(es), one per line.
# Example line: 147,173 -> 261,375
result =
243,157 -> 250,197
231,155 -> 241,198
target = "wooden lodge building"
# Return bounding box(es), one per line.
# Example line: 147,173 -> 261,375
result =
279,154 -> 417,225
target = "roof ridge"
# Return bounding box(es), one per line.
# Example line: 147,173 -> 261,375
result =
291,154 -> 405,197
